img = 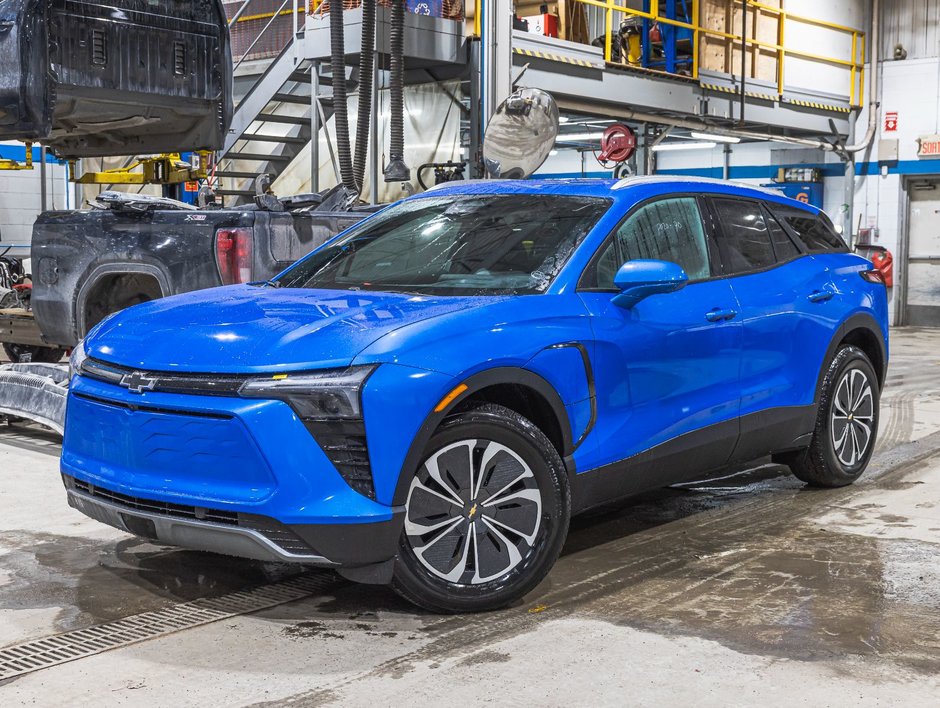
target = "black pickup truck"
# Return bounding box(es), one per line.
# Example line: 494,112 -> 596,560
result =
0,191 -> 371,362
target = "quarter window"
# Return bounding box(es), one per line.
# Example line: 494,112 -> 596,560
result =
590,197 -> 711,288
712,198 -> 776,273
764,209 -> 801,261
776,209 -> 847,252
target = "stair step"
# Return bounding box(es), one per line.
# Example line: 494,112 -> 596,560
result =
238,134 -> 309,145
256,113 -> 309,125
288,70 -> 315,83
271,92 -> 312,105
214,170 -> 263,178
225,152 -> 293,162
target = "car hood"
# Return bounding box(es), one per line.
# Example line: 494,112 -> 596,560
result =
84,285 -> 499,374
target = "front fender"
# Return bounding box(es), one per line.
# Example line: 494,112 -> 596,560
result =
364,359 -> 591,508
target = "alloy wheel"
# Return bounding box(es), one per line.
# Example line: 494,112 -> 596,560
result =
831,368 -> 875,466
404,439 -> 543,585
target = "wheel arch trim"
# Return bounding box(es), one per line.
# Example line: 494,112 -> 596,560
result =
815,312 -> 888,404
391,364 -> 574,507
75,263 -> 169,338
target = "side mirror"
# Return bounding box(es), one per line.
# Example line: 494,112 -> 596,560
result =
612,259 -> 689,308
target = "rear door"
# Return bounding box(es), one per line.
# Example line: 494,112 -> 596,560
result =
708,197 -> 837,460
578,195 -> 743,481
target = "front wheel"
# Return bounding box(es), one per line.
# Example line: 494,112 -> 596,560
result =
391,403 -> 570,613
782,345 -> 880,487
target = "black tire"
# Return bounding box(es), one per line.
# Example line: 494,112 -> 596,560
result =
391,403 -> 570,613
2,343 -> 67,364
781,345 -> 879,487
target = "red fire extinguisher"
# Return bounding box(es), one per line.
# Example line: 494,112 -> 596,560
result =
858,244 -> 893,287
870,247 -> 893,287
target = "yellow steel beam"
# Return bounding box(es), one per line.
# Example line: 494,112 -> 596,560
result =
0,142 -> 34,171
70,152 -> 212,185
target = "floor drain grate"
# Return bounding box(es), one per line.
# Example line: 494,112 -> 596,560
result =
0,573 -> 341,681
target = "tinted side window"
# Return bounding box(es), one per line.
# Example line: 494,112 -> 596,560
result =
776,209 -> 847,252
712,198 -> 775,273
590,197 -> 711,288
764,208 -> 801,261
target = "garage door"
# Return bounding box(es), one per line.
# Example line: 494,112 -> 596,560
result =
906,180 -> 940,326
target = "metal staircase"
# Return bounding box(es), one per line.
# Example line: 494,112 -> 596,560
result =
215,3 -> 357,205
215,37 -> 323,203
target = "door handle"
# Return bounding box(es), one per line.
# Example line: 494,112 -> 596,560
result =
705,308 -> 737,322
808,289 -> 834,303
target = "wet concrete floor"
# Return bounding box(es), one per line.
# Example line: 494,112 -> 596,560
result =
2,328 -> 940,705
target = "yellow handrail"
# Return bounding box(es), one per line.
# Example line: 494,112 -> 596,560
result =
235,7 -> 306,24
574,0 -> 866,107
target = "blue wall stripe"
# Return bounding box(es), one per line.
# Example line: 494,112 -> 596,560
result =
534,160 -> 940,181
0,144 -> 65,164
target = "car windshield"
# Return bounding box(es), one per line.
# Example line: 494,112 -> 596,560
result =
275,194 -> 610,296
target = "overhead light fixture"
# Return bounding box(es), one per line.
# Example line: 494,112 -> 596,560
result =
558,116 -> 569,123
690,131 -> 741,144
651,141 -> 717,152
555,132 -> 606,143
549,149 -> 559,156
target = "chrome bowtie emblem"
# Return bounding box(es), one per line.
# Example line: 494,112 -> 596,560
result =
120,371 -> 157,394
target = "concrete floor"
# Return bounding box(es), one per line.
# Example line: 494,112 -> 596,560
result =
2,329 -> 940,706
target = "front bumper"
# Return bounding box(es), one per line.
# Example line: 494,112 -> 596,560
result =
63,474 -> 405,567
61,374 -> 409,569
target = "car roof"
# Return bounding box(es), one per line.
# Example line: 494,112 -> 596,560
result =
421,176 -> 820,215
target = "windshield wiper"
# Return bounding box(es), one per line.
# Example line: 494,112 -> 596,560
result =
250,279 -> 282,289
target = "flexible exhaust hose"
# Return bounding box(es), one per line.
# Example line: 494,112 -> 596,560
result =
384,0 -> 410,182
330,0 -> 357,192
353,0 -> 376,193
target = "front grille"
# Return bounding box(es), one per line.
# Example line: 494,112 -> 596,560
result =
78,358 -> 377,500
64,475 -> 313,556
72,392 -> 232,420
80,358 -> 248,396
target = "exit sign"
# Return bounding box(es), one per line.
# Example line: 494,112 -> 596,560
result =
917,135 -> 940,158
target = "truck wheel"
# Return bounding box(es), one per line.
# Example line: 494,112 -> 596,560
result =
781,345 -> 879,487
392,403 -> 570,613
2,343 -> 67,364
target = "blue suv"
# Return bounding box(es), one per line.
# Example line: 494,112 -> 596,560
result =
63,177 -> 888,612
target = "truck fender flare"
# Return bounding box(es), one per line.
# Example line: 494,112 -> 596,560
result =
76,263 -> 169,337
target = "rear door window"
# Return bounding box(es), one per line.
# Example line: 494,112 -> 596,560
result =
773,208 -> 848,252
711,198 -> 776,273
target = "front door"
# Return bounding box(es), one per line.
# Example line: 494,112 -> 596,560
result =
577,195 -> 743,483
905,180 -> 940,326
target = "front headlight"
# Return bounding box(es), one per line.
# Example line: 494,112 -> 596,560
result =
239,365 -> 378,499
68,340 -> 87,379
238,365 -> 375,419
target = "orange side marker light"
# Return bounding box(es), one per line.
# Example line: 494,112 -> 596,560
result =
434,383 -> 468,413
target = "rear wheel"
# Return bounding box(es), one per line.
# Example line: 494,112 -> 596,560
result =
391,403 -> 570,613
782,345 -> 879,487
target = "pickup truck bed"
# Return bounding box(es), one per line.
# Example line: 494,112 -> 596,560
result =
1,198 -> 371,358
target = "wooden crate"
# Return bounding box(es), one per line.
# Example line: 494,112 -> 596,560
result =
699,0 -> 781,84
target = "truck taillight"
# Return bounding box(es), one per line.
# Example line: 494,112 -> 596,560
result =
215,228 -> 253,285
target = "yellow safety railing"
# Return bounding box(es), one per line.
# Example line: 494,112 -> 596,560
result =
575,0 -> 866,106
